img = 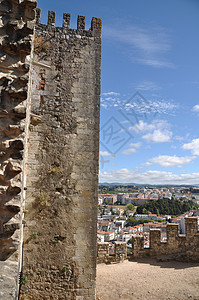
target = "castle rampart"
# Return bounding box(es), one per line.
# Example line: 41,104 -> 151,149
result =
132,217 -> 199,262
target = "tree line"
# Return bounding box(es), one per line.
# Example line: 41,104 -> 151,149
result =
136,198 -> 198,215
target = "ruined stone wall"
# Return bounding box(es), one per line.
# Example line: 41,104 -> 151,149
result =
97,242 -> 127,264
0,0 -> 36,298
20,9 -> 101,300
132,217 -> 199,262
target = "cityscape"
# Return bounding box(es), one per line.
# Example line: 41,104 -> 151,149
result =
97,184 -> 199,249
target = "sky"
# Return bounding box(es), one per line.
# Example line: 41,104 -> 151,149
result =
37,0 -> 199,185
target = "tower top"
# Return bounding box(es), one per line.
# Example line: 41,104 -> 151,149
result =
35,8 -> 102,36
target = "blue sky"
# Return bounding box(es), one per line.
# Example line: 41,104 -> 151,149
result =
38,0 -> 199,185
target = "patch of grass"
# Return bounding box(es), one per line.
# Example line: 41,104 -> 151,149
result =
20,274 -> 27,285
31,232 -> 38,239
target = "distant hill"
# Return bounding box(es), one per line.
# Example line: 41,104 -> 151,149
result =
99,182 -> 199,187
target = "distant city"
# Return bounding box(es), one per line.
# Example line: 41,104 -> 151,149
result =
97,184 -> 199,251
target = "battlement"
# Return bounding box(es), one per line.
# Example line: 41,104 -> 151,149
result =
132,217 -> 199,262
35,8 -> 102,35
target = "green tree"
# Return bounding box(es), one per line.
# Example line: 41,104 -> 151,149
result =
125,203 -> 135,211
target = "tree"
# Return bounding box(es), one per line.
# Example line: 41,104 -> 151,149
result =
125,203 -> 134,211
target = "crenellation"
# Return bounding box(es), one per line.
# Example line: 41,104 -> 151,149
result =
63,12 -> 71,29
132,217 -> 199,262
35,7 -> 41,25
47,10 -> 55,27
35,8 -> 101,38
77,15 -> 86,30
185,217 -> 198,237
149,229 -> 161,249
167,223 -> 179,243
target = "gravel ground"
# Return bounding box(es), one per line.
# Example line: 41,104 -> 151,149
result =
96,259 -> 199,300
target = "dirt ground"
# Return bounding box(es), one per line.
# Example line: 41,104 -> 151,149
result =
96,259 -> 199,300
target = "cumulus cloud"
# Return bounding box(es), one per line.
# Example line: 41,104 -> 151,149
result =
182,138 -> 199,155
129,119 -> 172,143
99,168 -> 199,185
142,129 -> 172,143
122,142 -> 142,155
129,119 -> 170,133
148,155 -> 195,167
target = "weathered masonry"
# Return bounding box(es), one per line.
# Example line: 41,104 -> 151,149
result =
132,217 -> 199,262
0,2 -> 101,299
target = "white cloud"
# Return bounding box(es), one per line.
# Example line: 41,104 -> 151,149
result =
122,148 -> 137,155
129,119 -> 170,133
129,142 -> 142,148
135,81 -> 161,91
103,25 -> 174,69
129,120 -> 172,143
124,98 -> 178,116
120,120 -> 131,124
136,58 -> 175,69
99,151 -> 114,157
99,168 -> 199,185
101,91 -> 178,117
192,104 -> 199,113
142,129 -> 172,143
143,162 -> 153,166
122,142 -> 142,155
182,138 -> 199,155
102,92 -> 120,96
148,155 -> 195,167
129,120 -> 148,133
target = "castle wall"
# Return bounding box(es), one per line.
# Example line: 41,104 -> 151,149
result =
20,10 -> 101,300
0,0 -> 36,298
132,217 -> 199,262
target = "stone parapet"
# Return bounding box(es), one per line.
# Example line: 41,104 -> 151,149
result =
132,217 -> 199,262
35,8 -> 102,38
97,242 -> 127,264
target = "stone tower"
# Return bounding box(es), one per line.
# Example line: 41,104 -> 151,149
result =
0,2 -> 101,300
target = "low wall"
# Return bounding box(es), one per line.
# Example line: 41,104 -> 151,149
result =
97,242 -> 127,264
132,217 -> 199,262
